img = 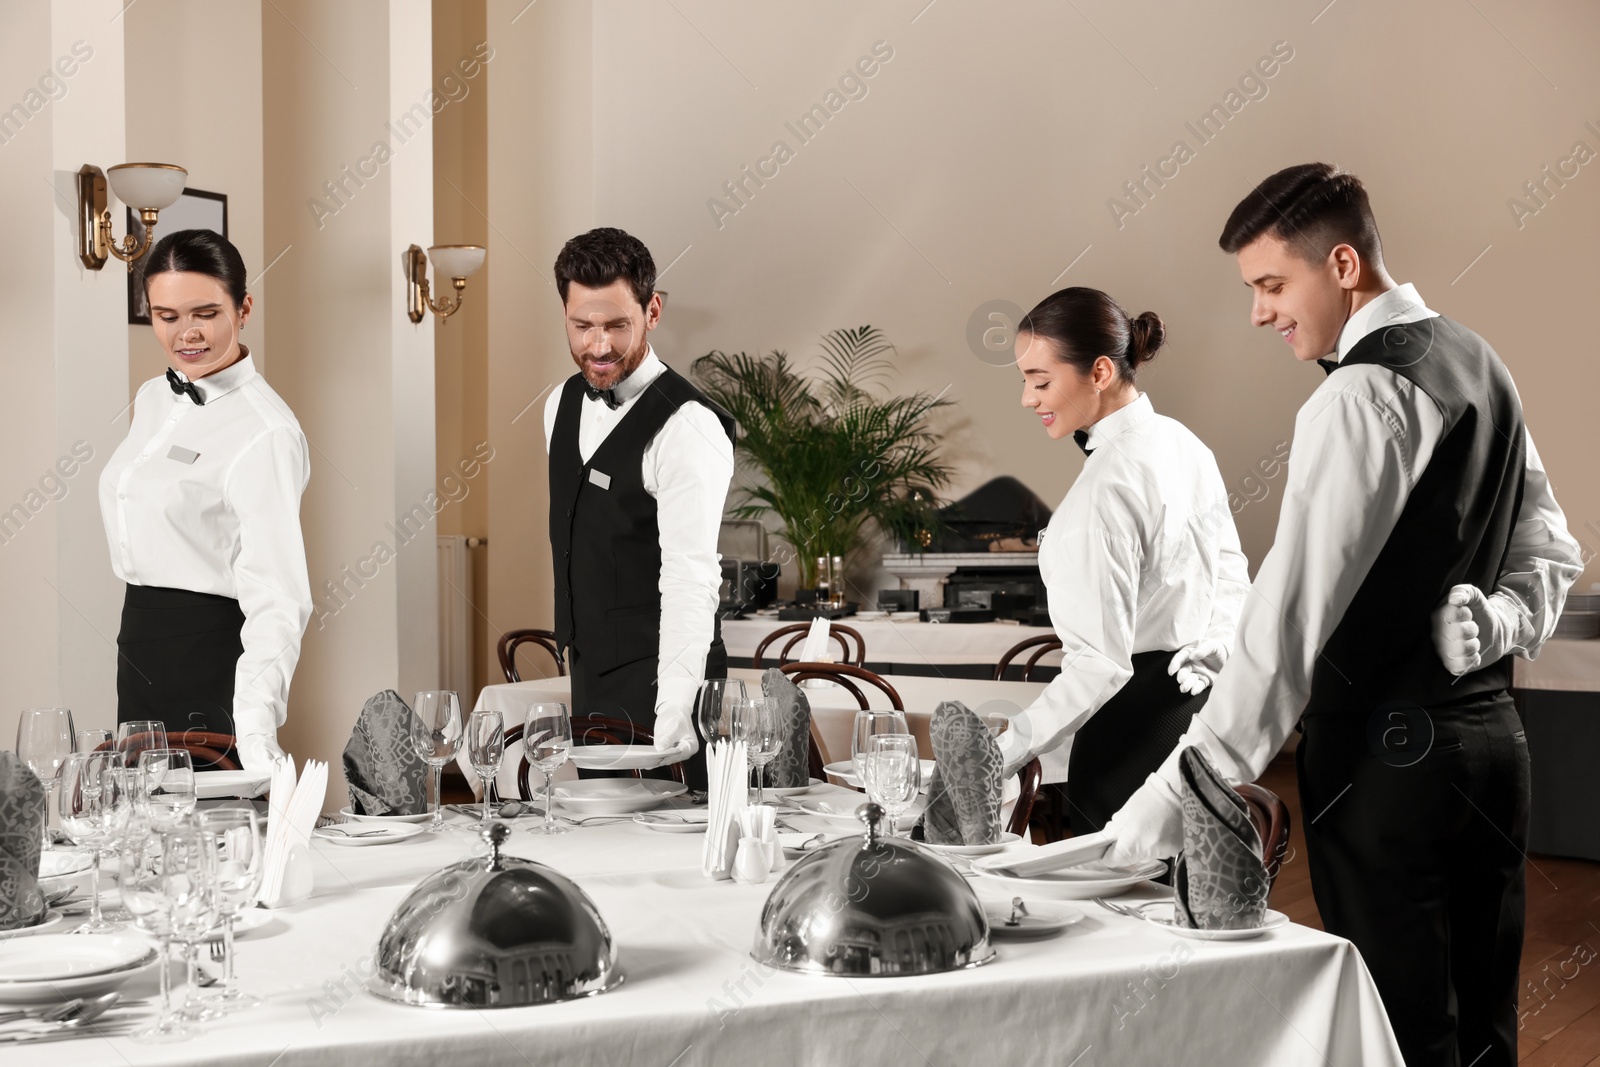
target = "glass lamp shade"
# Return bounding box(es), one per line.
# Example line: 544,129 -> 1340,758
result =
105,163 -> 187,211
427,245 -> 486,281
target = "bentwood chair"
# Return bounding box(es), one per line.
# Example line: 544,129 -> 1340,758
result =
1007,757 -> 1044,839
497,628 -> 566,683
752,624 -> 867,669
503,714 -> 686,798
993,635 -> 1063,681
103,729 -> 240,771
1233,782 -> 1293,890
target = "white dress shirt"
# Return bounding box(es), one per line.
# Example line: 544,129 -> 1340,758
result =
543,347 -> 736,725
99,352 -> 313,746
1131,284 -> 1583,841
1007,393 -> 1251,764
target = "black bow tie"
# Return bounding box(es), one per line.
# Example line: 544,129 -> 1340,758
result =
584,381 -> 622,410
166,369 -> 205,406
1317,358 -> 1339,376
1073,430 -> 1094,456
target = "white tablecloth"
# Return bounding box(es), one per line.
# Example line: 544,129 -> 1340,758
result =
28,801 -> 1403,1065
1514,638 -> 1600,692
722,616 -> 1060,669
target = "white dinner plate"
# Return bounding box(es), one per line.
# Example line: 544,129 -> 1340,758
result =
566,745 -> 679,771
201,908 -> 273,942
0,942 -> 158,1005
822,760 -> 938,790
919,832 -> 1022,857
339,806 -> 433,825
790,796 -> 871,821
552,779 -> 687,815
0,911 -> 66,940
1134,901 -> 1290,940
973,860 -> 1168,900
632,810 -> 710,834
313,822 -> 427,847
37,851 -> 93,880
0,934 -> 153,983
195,770 -> 272,800
768,778 -> 823,797
982,899 -> 1085,939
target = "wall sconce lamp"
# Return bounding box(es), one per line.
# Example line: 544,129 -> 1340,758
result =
77,163 -> 188,271
403,244 -> 486,324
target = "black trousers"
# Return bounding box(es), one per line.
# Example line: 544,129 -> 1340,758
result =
568,637 -> 726,790
116,584 -> 244,769
1297,694 -> 1529,1067
1066,649 -> 1209,834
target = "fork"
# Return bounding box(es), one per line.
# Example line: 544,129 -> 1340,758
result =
1092,896 -> 1147,920
209,939 -> 226,963
315,826 -> 394,838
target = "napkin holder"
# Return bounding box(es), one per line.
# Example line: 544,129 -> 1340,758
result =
259,841 -> 313,909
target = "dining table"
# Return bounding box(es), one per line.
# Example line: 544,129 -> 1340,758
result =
10,787 -> 1405,1065
721,614 -> 1062,680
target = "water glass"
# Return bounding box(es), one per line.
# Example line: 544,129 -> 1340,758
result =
77,728 -> 113,754
411,692 -> 463,832
863,734 -> 920,834
696,677 -> 747,745
59,751 -> 130,932
524,702 -> 571,835
139,749 -> 198,831
117,720 -> 168,770
466,709 -> 505,833
16,707 -> 75,850
198,808 -> 265,1011
851,709 -> 909,788
731,697 -> 781,805
123,826 -> 217,1041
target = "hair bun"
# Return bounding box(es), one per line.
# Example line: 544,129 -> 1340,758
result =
1127,311 -> 1166,364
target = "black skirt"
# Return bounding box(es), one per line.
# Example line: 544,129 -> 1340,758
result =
1065,649 -> 1211,834
116,585 -> 244,767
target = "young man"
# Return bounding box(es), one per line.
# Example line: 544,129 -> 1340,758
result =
1102,163 -> 1582,1066
545,228 -> 734,775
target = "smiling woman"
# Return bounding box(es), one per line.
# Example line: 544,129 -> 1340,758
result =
97,229 -> 313,776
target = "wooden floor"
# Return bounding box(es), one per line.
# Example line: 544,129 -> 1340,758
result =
1256,759 -> 1600,1065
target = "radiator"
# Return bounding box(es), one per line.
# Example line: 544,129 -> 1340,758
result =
437,535 -> 482,698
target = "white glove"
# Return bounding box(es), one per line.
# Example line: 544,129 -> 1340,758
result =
1101,775 -> 1185,867
1168,640 -> 1228,696
233,708 -> 286,774
652,706 -> 698,759
1431,583 -> 1514,676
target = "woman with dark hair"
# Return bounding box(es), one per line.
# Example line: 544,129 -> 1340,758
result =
98,229 -> 311,773
998,287 -> 1249,835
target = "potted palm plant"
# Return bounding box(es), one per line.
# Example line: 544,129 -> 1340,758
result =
694,326 -> 952,592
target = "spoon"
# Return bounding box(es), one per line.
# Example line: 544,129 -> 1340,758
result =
0,992 -> 122,1032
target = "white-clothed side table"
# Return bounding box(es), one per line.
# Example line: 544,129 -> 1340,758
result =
722,616 -> 1061,670
1512,639 -> 1600,859
23,801 -> 1404,1066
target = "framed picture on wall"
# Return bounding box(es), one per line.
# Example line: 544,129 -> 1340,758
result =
126,187 -> 228,326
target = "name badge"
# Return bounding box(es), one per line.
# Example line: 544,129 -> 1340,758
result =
167,446 -> 200,464
588,469 -> 611,490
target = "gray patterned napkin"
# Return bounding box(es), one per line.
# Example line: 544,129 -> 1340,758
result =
916,701 -> 1003,846
760,669 -> 813,789
342,691 -> 428,816
1173,746 -> 1268,930
0,753 -> 47,931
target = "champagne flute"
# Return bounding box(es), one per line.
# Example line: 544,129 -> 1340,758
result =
16,707 -> 75,850
524,703 -> 571,835
198,809 -> 265,1011
411,691 -> 463,833
60,751 -> 129,932
117,720 -> 168,770
863,733 -> 920,835
851,709 -> 909,789
139,749 -> 197,832
732,697 -> 781,806
696,677 -> 747,746
466,709 -> 505,833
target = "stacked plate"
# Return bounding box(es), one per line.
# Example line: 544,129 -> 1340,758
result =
0,935 -> 158,1004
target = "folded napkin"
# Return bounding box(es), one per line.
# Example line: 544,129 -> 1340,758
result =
0,753 -> 47,931
1173,746 -> 1268,930
342,690 -> 428,816
760,668 -> 813,789
916,701 -> 1003,846
798,617 -> 831,661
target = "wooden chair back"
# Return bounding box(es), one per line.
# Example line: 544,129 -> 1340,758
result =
993,636 -> 1063,681
1233,782 -> 1292,890
497,629 -> 566,683
503,714 -> 685,799
752,624 -> 867,668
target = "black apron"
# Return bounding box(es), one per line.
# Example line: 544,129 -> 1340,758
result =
1065,649 -> 1209,834
116,584 -> 243,769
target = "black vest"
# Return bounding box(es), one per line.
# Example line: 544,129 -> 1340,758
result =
549,366 -> 735,676
1305,315 -> 1526,718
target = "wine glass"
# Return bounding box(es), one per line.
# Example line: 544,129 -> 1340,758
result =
123,826 -> 216,1042
466,709 -> 505,833
851,709 -> 909,789
696,677 -> 747,746
139,749 -> 197,832
16,707 -> 76,850
411,691 -> 463,833
59,751 -> 130,932
197,808 -> 265,1012
863,733 -> 920,835
524,703 -> 572,835
731,697 -> 781,806
117,720 -> 168,770
77,728 -> 113,754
